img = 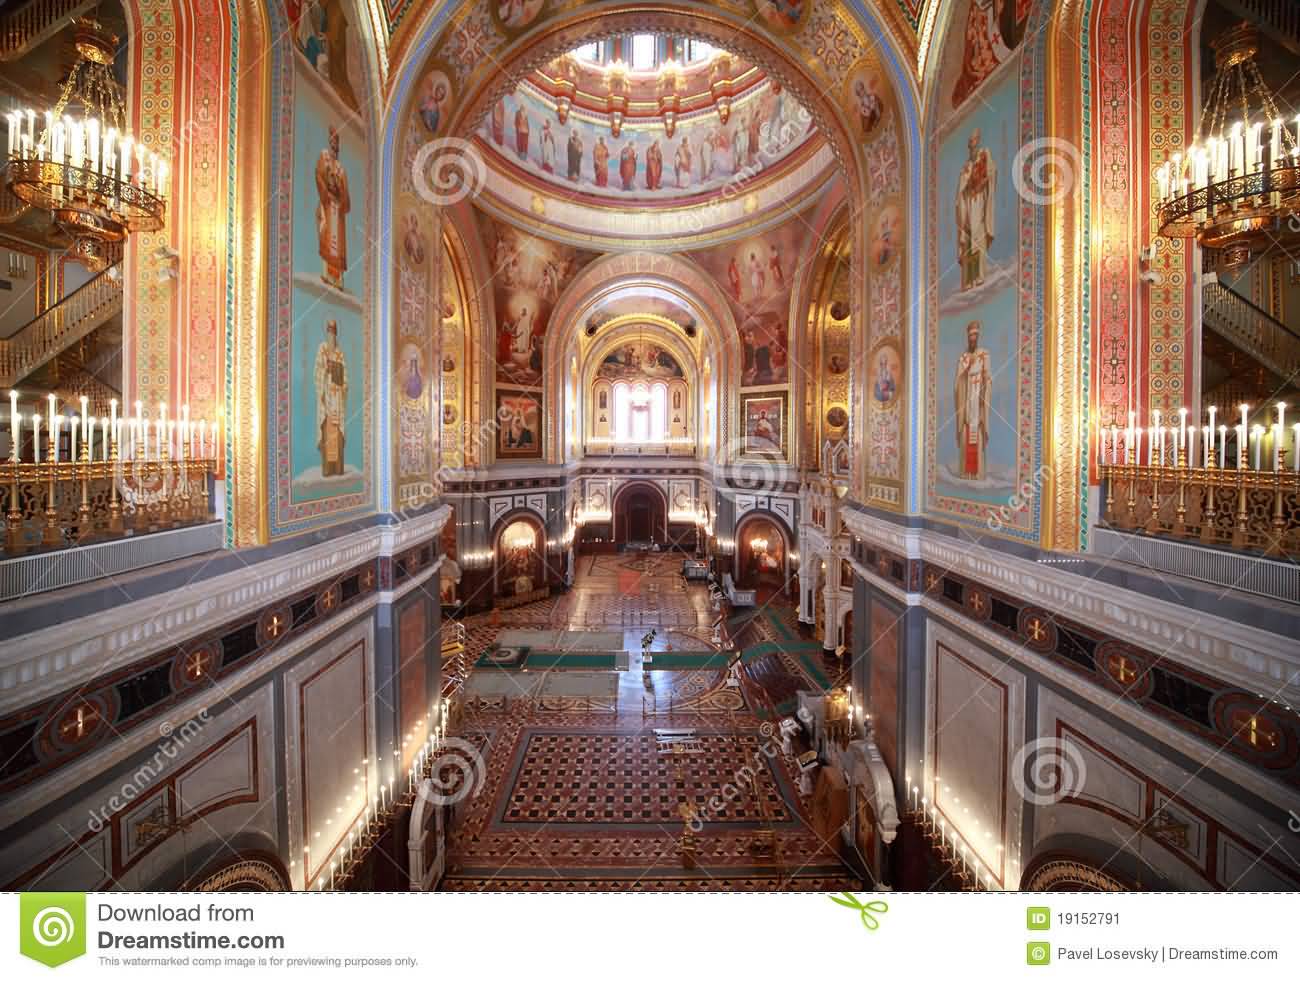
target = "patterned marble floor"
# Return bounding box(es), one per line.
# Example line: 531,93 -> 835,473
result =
439,554 -> 855,891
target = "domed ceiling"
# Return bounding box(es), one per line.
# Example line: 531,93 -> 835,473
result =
468,39 -> 826,219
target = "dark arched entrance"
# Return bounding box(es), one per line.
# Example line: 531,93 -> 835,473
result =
613,482 -> 666,546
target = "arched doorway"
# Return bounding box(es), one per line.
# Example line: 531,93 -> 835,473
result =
613,482 -> 667,546
735,515 -> 789,590
493,513 -> 550,605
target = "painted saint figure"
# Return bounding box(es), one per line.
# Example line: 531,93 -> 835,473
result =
952,0 -> 1015,108
955,128 -> 997,290
315,126 -> 351,290
540,120 -> 557,173
953,320 -> 991,480
645,139 -> 664,190
514,105 -> 530,159
674,136 -> 692,188
619,142 -> 637,190
853,77 -> 882,137
566,128 -> 583,181
315,319 -> 348,476
594,136 -> 610,186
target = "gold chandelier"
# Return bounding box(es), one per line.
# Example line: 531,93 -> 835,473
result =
1154,22 -> 1300,266
3,19 -> 167,271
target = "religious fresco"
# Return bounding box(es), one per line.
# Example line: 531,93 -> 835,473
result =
927,10 -> 1043,540
496,389 -> 543,459
478,80 -> 814,204
742,392 -> 787,456
481,214 -> 597,388
688,213 -> 810,390
949,0 -> 1029,110
843,64 -> 890,145
595,343 -> 685,381
752,0 -> 811,34
290,0 -> 362,113
415,67 -> 453,137
933,69 -> 1020,502
278,3 -> 372,519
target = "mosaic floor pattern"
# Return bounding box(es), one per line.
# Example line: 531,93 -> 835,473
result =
438,555 -> 853,892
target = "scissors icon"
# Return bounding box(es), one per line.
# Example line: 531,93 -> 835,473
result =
829,892 -> 889,930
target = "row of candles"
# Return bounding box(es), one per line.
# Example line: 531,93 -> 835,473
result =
1101,404 -> 1299,473
907,780 -> 1000,891
311,707 -> 449,891
5,109 -> 169,200
5,392 -> 219,463
1155,115 -> 1299,205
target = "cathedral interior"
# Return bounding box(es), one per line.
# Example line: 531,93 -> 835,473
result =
0,0 -> 1297,895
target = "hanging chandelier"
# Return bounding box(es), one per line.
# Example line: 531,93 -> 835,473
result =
3,19 -> 167,272
1155,24 -> 1300,265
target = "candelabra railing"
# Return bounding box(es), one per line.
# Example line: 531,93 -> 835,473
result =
1099,464 -> 1299,558
2,396 -> 220,555
1203,274 -> 1300,382
0,265 -> 123,387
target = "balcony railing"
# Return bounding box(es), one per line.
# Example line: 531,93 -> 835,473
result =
0,263 -> 123,388
0,0 -> 96,61
583,439 -> 696,457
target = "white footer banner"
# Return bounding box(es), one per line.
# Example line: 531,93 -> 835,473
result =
5,891 -> 1295,978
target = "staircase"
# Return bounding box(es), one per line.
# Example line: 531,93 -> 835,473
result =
0,0 -> 96,61
0,265 -> 123,389
1201,274 -> 1300,387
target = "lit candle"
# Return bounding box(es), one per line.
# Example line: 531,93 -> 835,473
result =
1274,422 -> 1283,472
1252,425 -> 1263,471
119,136 -> 132,186
6,111 -> 16,158
1219,425 -> 1227,469
1179,407 -> 1187,454
109,398 -> 118,452
52,415 -> 63,462
32,414 -> 40,463
1293,423 -> 1299,474
1157,163 -> 1169,202
1272,118 -> 1283,168
101,417 -> 109,461
1135,427 -> 1144,466
158,403 -> 167,457
1186,426 -> 1195,468
8,390 -> 17,460
86,118 -> 99,174
1126,410 -> 1136,464
102,128 -> 116,180
70,415 -> 79,461
47,392 -> 56,428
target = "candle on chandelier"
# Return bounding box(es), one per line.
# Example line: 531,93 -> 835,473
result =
8,390 -> 17,461
119,136 -> 132,187
1294,423 -> 1300,473
1179,407 -> 1187,453
70,415 -> 78,461
52,415 -> 63,463
102,128 -> 116,181
1251,425 -> 1263,471
100,417 -> 109,461
6,112 -> 16,158
32,414 -> 40,464
1135,427 -> 1144,467
86,118 -> 99,174
1218,425 -> 1227,469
